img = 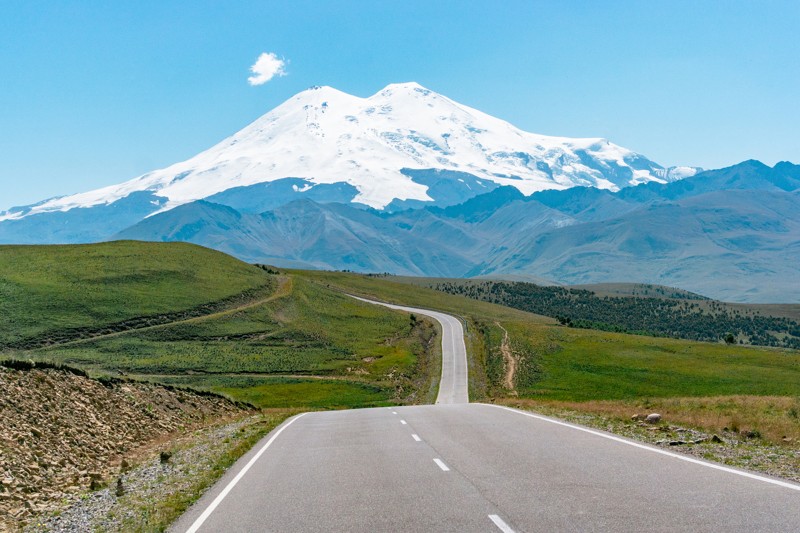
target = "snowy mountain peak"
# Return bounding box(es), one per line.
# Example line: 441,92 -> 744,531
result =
1,83 -> 698,221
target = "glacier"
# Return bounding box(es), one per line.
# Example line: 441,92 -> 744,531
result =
1,82 -> 696,222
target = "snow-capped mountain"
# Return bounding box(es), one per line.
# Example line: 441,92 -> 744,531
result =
1,82 -> 696,222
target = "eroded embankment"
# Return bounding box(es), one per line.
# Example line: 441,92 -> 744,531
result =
0,362 -> 248,531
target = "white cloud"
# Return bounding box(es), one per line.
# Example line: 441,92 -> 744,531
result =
247,52 -> 287,86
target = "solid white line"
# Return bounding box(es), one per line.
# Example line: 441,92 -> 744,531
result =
400,419 -> 407,425
412,434 -> 422,442
433,458 -> 450,471
184,413 -> 308,533
346,295 -> 468,405
483,404 -> 800,492
489,514 -> 516,533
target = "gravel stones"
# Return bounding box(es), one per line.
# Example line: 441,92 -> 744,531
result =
645,413 -> 662,424
0,365 -> 245,531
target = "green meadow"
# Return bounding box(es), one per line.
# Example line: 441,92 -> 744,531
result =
3,242 -> 799,442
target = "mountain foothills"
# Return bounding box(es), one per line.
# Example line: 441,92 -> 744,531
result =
1,83 -> 797,302
115,159 -> 800,302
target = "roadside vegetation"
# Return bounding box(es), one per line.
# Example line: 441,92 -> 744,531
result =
2,242 -> 440,411
302,270 -> 800,451
1,243 -> 440,531
3,242 -> 799,529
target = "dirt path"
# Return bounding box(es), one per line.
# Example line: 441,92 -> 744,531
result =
496,322 -> 517,393
36,275 -> 293,351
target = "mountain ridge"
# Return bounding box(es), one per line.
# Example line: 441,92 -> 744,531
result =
114,160 -> 800,302
1,82 -> 695,228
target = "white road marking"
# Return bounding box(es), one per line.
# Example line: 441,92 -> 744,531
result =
400,419 -> 407,425
489,514 -> 516,533
485,404 -> 800,492
184,413 -> 308,533
412,434 -> 421,442
347,295 -> 468,404
392,411 -> 398,415
433,458 -> 450,471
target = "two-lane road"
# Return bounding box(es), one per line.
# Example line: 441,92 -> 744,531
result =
348,295 -> 468,404
172,298 -> 800,533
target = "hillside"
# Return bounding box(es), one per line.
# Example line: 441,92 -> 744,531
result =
0,360 -> 247,530
1,244 -> 799,529
0,241 -> 272,348
418,279 -> 800,348
2,243 -> 440,411
110,161 -> 800,303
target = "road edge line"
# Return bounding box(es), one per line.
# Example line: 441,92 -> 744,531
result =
184,412 -> 309,533
489,514 -> 516,533
480,403 -> 800,492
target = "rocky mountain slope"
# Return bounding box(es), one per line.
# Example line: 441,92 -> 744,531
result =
116,160 -> 800,302
0,361 -> 247,530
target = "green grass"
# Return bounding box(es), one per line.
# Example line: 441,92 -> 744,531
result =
506,323 -> 800,401
5,244 -> 439,408
147,375 -> 393,409
5,243 -> 799,419
30,277 -> 431,380
0,241 -> 270,346
294,271 -> 800,401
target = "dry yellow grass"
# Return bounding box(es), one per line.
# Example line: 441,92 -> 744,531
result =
504,395 -> 800,445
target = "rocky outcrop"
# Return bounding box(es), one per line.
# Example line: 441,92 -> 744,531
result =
0,362 -> 246,530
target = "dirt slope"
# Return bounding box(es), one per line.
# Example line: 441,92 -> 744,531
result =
0,363 -> 247,530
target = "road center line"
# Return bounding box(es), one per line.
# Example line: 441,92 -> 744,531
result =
391,411 -> 398,415
184,413 -> 308,533
412,434 -> 421,442
400,419 -> 407,425
489,514 -> 516,533
484,404 -> 800,492
433,458 -> 450,471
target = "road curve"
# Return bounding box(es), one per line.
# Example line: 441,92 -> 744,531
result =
348,295 -> 469,404
171,299 -> 800,533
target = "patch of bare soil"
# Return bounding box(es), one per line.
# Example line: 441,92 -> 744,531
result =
496,323 -> 517,394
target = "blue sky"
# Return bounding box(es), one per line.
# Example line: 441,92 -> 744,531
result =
1,1 -> 798,211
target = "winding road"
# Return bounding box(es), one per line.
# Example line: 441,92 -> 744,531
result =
172,298 -> 800,533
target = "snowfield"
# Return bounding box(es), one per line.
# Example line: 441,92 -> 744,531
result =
1,82 -> 696,220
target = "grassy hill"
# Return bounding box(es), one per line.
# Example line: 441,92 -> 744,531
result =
3,242 -> 440,410
3,242 -> 799,444
400,278 -> 800,348
0,241 -> 272,347
297,271 -> 800,444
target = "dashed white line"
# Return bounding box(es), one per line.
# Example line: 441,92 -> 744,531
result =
489,514 -> 516,533
411,434 -> 421,442
400,419 -> 407,425
391,411 -> 398,415
433,458 -> 450,471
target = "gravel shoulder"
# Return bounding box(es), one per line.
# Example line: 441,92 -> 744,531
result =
25,412 -> 293,533
0,362 -> 276,532
499,399 -> 800,484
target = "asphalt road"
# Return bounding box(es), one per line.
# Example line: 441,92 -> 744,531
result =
172,299 -> 800,533
347,295 -> 469,404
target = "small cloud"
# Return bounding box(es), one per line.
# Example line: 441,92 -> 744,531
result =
247,52 -> 287,86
